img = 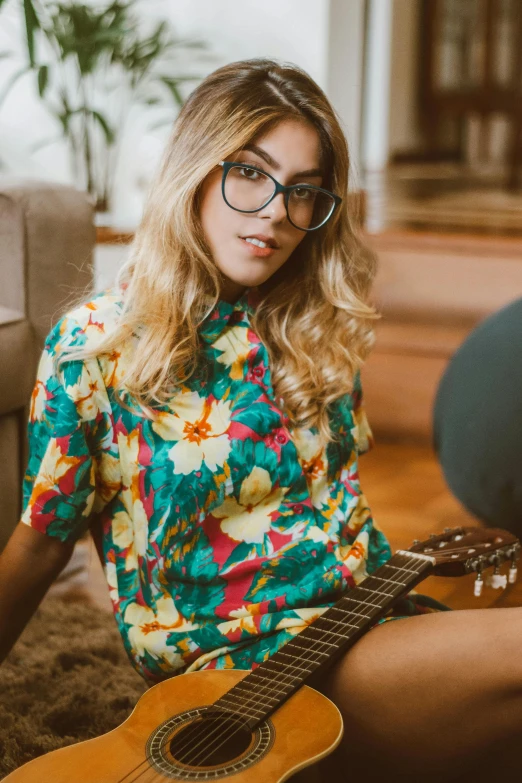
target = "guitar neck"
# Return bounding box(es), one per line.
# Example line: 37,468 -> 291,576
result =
214,551 -> 434,728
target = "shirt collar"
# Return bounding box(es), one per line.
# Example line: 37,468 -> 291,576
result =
199,286 -> 261,344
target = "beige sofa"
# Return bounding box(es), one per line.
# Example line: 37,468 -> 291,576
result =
0,178 -> 95,551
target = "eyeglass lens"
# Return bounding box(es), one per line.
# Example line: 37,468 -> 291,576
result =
224,166 -> 335,230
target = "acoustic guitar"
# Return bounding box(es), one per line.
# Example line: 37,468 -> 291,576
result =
5,526 -> 520,782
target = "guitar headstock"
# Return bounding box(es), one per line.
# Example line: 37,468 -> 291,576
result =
409,526 -> 521,596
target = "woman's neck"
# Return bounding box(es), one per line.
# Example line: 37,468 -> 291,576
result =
219,281 -> 248,304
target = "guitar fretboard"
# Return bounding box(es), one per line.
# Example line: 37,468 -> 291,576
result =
213,552 -> 433,728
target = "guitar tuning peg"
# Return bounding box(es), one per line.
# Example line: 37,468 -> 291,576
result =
443,527 -> 452,533
474,570 -> 484,597
412,539 -> 420,545
485,556 -> 508,590
509,556 -> 518,584
487,572 -> 508,590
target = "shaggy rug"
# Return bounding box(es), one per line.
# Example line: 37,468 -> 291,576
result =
0,595 -> 147,780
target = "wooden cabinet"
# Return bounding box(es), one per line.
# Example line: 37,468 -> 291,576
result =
420,0 -> 522,187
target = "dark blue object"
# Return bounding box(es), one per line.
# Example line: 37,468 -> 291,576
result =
433,297 -> 522,533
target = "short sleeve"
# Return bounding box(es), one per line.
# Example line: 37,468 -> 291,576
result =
20,317 -> 97,544
353,369 -> 375,456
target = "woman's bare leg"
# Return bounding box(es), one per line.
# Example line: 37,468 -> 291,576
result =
294,607 -> 522,782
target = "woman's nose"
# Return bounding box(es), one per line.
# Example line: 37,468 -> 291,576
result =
257,191 -> 287,222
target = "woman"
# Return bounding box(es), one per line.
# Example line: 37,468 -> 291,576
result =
1,58 -> 521,782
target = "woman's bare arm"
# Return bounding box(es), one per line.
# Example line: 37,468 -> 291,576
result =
0,523 -> 75,663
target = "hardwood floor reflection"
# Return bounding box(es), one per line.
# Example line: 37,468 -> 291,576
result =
366,162 -> 522,236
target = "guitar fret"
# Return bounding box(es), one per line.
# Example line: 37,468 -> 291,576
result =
328,604 -> 373,620
367,575 -> 407,587
354,584 -> 404,600
283,642 -> 329,658
289,634 -> 339,650
307,625 -> 351,642
251,660 -> 302,682
383,562 -> 420,573
216,695 -> 267,717
227,682 -> 281,704
340,596 -> 384,612
242,670 -> 294,701
268,653 -> 314,675
233,677 -> 284,699
244,667 -> 283,684
313,614 -> 363,632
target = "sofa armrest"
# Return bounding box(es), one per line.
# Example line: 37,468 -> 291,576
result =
0,178 -> 95,552
0,177 -> 95,353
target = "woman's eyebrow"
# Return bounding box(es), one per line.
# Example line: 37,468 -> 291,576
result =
241,143 -> 323,178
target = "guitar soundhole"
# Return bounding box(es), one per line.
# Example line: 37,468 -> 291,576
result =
146,706 -> 275,779
170,713 -> 251,766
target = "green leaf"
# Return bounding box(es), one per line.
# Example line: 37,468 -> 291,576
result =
55,104 -> 86,135
56,110 -> 70,134
157,76 -> 184,107
155,73 -> 201,83
90,110 -> 115,144
37,63 -> 48,97
178,39 -> 208,50
23,0 -> 40,68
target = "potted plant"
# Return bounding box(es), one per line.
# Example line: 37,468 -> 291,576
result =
0,0 -> 215,216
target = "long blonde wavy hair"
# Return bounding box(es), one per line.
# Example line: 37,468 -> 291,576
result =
57,57 -> 381,450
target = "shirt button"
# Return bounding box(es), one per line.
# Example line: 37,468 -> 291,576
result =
253,366 -> 264,378
276,432 -> 287,444
294,504 -> 304,514
230,311 -> 243,322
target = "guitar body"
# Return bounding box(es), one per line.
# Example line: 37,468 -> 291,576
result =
4,669 -> 343,782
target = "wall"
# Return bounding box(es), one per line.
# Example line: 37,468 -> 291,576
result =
388,0 -> 424,159
326,0 -> 366,186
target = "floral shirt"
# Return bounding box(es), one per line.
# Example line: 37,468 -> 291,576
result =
21,285 -> 441,684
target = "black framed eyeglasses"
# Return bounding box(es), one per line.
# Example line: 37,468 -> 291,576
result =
218,160 -> 342,231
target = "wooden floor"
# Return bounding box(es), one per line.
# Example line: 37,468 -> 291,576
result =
359,441 -> 522,611
63,440 -> 522,616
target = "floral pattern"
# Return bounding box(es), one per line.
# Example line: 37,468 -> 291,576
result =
21,285 -> 445,684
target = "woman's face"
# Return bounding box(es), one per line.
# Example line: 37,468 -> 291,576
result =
199,118 -> 323,303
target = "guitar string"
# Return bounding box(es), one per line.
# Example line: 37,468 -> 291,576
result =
121,558 -> 423,783
119,557 -> 424,783
163,558 -> 426,775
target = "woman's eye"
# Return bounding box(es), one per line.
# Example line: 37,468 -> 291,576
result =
294,187 -> 314,200
236,163 -> 259,179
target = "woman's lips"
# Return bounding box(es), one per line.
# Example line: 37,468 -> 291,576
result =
239,236 -> 277,258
